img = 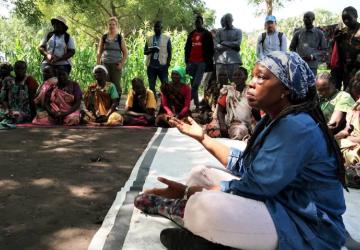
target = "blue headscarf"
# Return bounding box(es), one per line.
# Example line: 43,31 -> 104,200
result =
258,51 -> 315,101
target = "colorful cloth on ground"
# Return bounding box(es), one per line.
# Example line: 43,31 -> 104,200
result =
32,81 -> 81,126
159,83 -> 191,118
319,90 -> 355,122
125,89 -> 156,112
339,100 -> 360,166
0,76 -> 34,123
258,51 -> 316,101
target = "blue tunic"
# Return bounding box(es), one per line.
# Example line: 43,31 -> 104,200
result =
220,112 -> 346,249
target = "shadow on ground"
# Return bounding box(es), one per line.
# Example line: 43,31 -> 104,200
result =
0,127 -> 156,250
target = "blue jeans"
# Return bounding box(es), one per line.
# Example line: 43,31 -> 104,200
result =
187,62 -> 206,107
147,65 -> 169,94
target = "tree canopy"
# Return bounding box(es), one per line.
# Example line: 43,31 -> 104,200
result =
7,0 -> 215,40
248,0 -> 295,15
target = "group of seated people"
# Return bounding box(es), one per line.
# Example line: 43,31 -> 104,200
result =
316,70 -> 360,187
0,60 -> 255,131
1,58 -> 360,186
0,62 -> 192,128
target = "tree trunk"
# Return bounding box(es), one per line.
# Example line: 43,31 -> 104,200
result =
266,0 -> 273,15
110,0 -> 118,17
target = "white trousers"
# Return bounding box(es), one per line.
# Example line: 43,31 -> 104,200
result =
184,165 -> 278,250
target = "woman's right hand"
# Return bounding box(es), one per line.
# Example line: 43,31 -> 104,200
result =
144,177 -> 186,199
169,116 -> 205,142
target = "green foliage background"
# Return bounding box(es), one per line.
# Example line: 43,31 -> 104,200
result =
0,17 -> 257,93
0,8 -> 340,93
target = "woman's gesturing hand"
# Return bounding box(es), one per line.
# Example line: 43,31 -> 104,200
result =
169,117 -> 205,142
144,177 -> 186,199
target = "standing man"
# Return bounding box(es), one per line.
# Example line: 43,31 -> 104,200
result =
144,21 -> 172,95
332,6 -> 360,90
185,15 -> 214,111
256,15 -> 287,59
214,13 -> 242,83
38,16 -> 75,77
290,11 -> 327,76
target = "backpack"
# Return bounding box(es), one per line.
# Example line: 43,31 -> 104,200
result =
102,33 -> 122,47
46,31 -> 70,45
260,32 -> 283,49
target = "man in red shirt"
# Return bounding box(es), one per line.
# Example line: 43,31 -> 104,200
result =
185,15 -> 214,111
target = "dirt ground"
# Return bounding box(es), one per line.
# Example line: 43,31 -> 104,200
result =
0,127 -> 156,250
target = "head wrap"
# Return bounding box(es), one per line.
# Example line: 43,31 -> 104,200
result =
258,51 -> 315,101
0,62 -> 13,75
93,65 -> 108,75
171,65 -> 190,83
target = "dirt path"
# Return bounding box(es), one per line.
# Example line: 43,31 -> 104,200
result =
0,127 -> 156,250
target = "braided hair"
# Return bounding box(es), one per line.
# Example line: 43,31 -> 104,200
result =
242,85 -> 347,188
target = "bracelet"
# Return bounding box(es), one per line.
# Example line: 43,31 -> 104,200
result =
183,186 -> 191,200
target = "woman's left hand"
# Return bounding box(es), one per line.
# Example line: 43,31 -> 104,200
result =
169,117 -> 205,142
144,177 -> 186,199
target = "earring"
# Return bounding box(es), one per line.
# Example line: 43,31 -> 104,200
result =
281,93 -> 285,99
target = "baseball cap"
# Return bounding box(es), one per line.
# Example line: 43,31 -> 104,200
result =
265,15 -> 276,23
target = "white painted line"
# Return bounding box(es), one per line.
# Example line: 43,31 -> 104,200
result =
87,128 -> 162,250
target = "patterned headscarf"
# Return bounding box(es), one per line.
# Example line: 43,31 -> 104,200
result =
258,51 -> 316,101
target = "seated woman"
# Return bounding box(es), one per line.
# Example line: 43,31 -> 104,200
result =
204,70 -> 229,110
134,52 -> 347,250
32,69 -> 81,125
0,62 -> 13,89
156,66 -> 191,127
123,77 -> 156,126
335,73 -> 360,188
0,61 -> 39,123
82,65 -> 123,126
204,66 -> 253,140
194,70 -> 232,125
0,63 -> 13,120
316,72 -> 355,134
33,65 -> 58,121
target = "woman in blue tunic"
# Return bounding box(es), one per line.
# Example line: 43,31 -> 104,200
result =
134,51 -> 347,250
